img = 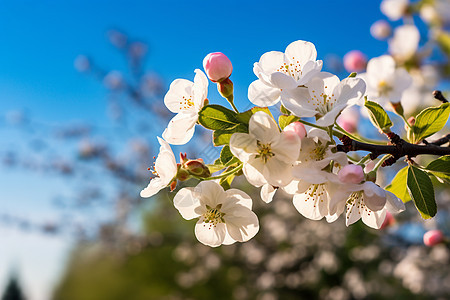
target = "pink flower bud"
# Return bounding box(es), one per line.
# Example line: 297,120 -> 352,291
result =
370,20 -> 392,40
423,230 -> 444,247
380,211 -> 395,229
343,50 -> 367,73
283,122 -> 307,140
203,52 -> 233,82
338,164 -> 365,184
337,106 -> 359,133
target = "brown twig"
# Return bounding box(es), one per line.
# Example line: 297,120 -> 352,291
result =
433,90 -> 448,103
337,134 -> 450,167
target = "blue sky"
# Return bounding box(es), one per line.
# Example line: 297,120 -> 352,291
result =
0,1 -> 389,299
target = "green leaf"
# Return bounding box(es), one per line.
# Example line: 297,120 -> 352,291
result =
425,155 -> 450,181
280,105 -> 291,115
207,163 -> 224,174
386,167 -> 411,203
406,165 -> 436,219
437,31 -> 450,56
364,100 -> 393,133
278,115 -> 300,130
198,105 -> 243,131
348,72 -> 357,78
220,146 -> 233,165
410,103 -> 450,143
236,107 -> 272,124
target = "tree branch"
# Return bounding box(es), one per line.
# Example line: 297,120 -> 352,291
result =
337,134 -> 450,167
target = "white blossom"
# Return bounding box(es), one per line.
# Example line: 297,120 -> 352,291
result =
388,25 -> 420,61
173,181 -> 259,247
162,69 -> 208,145
230,111 -> 301,187
248,40 -> 322,107
381,0 -> 409,21
359,55 -> 412,104
282,72 -> 366,126
329,181 -> 406,229
140,137 -> 177,198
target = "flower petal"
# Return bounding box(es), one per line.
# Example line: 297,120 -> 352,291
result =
260,184 -> 276,203
225,208 -> 259,242
362,208 -> 387,229
164,79 -> 194,113
248,79 -> 281,107
162,112 -> 197,145
293,184 -> 329,220
229,132 -> 258,163
285,40 -> 318,67
173,187 -> 201,220
195,219 -> 226,247
224,188 -> 253,210
249,111 -> 280,144
192,69 -> 208,110
280,87 -> 318,118
140,177 -> 166,198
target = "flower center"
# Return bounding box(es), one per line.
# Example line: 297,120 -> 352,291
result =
276,58 -> 302,81
179,95 -> 195,110
310,90 -> 335,115
203,204 -> 225,228
345,191 -> 373,218
378,80 -> 392,96
256,141 -> 275,163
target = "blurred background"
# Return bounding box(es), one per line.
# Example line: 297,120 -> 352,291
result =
1,0 -> 449,299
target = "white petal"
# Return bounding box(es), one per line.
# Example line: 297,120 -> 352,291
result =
285,40 -> 318,67
345,197 -> 363,226
280,87 -> 318,118
293,185 -> 329,220
362,208 -> 387,229
260,184 -> 276,203
164,79 -> 194,113
242,159 -> 268,187
307,128 -> 331,142
224,188 -> 253,210
292,167 -> 330,184
367,55 -> 395,82
195,219 -> 226,247
265,158 -> 294,187
269,72 -> 297,90
385,191 -> 406,213
140,177 -> 166,198
225,208 -> 259,242
334,77 -> 366,106
297,60 -> 323,86
192,69 -> 208,110
222,231 -> 237,245
248,79 -> 281,107
154,150 -> 178,181
162,112 -> 197,145
315,103 -> 348,127
229,132 -> 258,163
249,111 -> 280,144
258,51 -> 285,75
194,181 -> 226,209
308,72 -> 340,101
271,130 -> 301,163
283,179 -> 310,195
362,182 -> 387,212
173,187 -> 201,220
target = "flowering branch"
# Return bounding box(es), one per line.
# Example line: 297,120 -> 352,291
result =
337,134 -> 450,166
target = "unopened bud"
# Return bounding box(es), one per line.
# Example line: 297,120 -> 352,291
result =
184,159 -> 211,178
203,52 -> 233,82
370,20 -> 392,40
176,165 -> 190,181
283,122 -> 307,140
423,230 -> 444,247
390,101 -> 404,116
407,116 -> 415,126
343,50 -> 367,73
217,78 -> 234,100
380,211 -> 395,229
338,164 -> 365,184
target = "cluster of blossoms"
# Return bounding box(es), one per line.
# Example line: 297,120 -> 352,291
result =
139,40 -> 424,248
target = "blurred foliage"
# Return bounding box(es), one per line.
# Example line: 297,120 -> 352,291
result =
53,184 -> 426,300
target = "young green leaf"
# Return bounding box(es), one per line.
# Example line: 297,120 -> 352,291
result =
364,100 -> 393,133
236,107 -> 272,124
278,115 -> 300,130
410,103 -> 450,143
385,167 -> 411,203
425,155 -> 450,181
198,105 -> 243,131
406,165 -> 436,219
